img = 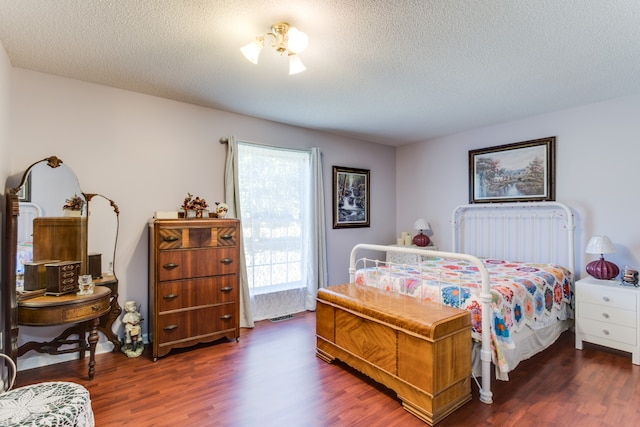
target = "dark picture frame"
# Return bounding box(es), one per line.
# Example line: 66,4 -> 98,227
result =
333,166 -> 370,229
469,137 -> 556,203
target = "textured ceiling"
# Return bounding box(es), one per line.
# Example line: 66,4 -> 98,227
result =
1,1 -> 639,146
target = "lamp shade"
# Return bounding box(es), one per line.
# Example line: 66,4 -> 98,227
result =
413,218 -> 431,232
585,235 -> 616,255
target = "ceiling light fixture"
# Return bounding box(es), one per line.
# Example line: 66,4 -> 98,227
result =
240,22 -> 309,75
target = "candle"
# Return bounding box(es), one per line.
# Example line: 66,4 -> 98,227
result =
397,238 -> 404,246
404,235 -> 413,246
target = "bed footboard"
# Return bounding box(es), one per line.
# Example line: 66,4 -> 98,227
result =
348,243 -> 494,405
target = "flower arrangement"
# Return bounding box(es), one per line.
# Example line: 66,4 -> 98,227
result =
63,194 -> 85,211
182,193 -> 208,213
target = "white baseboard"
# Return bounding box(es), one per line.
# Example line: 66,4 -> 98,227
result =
17,342 -> 115,372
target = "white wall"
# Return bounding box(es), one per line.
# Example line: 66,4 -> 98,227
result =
0,42 -> 11,231
0,41 -> 12,354
8,69 -> 396,368
397,94 -> 640,279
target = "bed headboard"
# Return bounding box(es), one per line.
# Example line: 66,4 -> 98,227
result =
452,201 -> 575,276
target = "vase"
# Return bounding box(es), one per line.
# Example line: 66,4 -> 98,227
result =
186,209 -> 197,219
63,209 -> 81,217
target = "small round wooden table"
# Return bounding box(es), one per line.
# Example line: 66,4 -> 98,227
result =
17,286 -> 111,380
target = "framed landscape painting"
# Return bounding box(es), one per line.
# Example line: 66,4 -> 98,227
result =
333,166 -> 370,229
469,137 -> 556,203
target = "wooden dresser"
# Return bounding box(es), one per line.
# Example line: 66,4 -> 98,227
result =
148,218 -> 240,360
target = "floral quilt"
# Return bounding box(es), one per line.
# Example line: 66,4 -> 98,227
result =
354,257 -> 573,374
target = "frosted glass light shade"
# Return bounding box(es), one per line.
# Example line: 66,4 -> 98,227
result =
287,27 -> 309,53
288,54 -> 306,75
585,235 -> 616,254
240,38 -> 264,64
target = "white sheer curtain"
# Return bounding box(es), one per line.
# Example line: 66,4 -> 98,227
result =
221,136 -> 327,323
222,136 -> 254,328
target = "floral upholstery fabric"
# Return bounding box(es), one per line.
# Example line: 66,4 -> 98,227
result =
0,382 -> 94,427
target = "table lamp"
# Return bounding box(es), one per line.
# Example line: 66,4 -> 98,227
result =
412,218 -> 431,247
585,235 -> 619,280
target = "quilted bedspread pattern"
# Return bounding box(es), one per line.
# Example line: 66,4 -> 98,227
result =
354,257 -> 573,374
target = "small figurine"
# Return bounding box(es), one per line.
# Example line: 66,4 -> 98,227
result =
122,300 -> 143,357
215,202 -> 229,218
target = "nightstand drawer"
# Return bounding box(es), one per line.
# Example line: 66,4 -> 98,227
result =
578,301 -> 636,328
578,318 -> 637,346
576,285 -> 636,311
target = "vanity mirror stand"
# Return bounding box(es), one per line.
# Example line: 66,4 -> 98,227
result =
2,156 -> 121,379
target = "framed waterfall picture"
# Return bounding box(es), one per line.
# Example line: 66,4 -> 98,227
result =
469,137 -> 556,203
333,166 -> 370,229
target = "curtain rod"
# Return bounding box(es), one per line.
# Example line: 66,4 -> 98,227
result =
219,137 -> 315,154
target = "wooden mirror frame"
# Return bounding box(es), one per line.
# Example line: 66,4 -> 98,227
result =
2,156 -> 121,362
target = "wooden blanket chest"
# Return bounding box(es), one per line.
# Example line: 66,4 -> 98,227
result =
316,284 -> 471,425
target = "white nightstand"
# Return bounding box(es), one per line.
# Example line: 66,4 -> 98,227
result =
386,244 -> 438,264
575,277 -> 639,365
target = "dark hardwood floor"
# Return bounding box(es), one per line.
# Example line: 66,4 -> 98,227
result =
14,311 -> 640,426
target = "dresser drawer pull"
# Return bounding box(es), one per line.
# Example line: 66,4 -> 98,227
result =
163,236 -> 179,242
163,325 -> 178,331
220,314 -> 233,320
602,296 -> 610,302
602,329 -> 610,335
62,278 -> 75,285
221,286 -> 233,293
62,271 -> 75,278
602,312 -> 610,319
163,293 -> 179,300
221,258 -> 233,265
220,234 -> 233,240
163,263 -> 179,270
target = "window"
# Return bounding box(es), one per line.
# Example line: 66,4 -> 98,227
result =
238,143 -> 312,302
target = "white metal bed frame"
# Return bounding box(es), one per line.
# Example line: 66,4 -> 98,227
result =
348,201 -> 575,405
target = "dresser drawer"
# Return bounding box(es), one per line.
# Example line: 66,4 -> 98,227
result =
576,283 -> 636,311
156,304 -> 237,344
577,317 -> 637,346
578,301 -> 636,328
157,247 -> 238,281
158,226 -> 237,250
157,276 -> 237,312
